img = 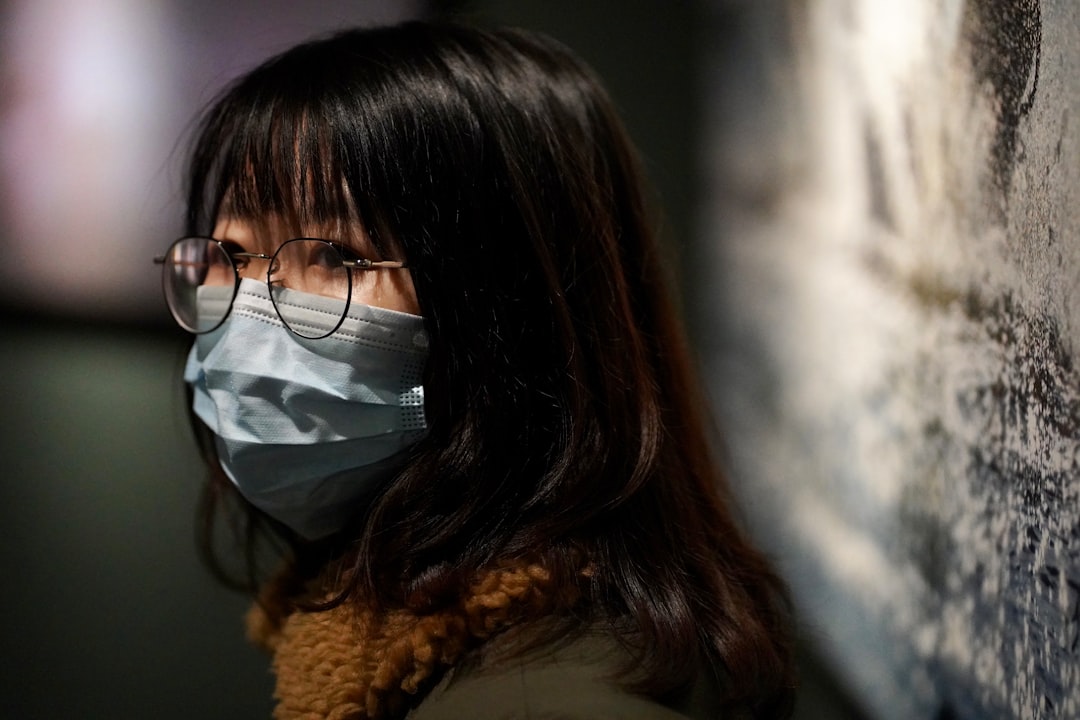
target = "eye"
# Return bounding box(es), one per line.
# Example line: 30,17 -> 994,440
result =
310,242 -> 344,268
219,241 -> 250,269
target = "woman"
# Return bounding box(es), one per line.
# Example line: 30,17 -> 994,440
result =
157,21 -> 795,719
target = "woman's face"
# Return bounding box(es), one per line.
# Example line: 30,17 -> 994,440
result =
213,216 -> 421,315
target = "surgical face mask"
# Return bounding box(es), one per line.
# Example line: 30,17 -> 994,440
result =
183,278 -> 429,539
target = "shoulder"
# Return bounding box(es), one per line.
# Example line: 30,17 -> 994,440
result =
407,629 -> 730,720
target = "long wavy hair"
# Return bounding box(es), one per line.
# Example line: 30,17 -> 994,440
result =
185,21 -> 795,718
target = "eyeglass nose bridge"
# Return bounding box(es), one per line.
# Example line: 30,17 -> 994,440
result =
231,251 -> 276,281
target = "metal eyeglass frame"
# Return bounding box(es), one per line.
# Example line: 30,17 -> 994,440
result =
153,236 -> 408,338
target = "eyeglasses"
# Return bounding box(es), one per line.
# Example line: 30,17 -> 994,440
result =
153,236 -> 408,339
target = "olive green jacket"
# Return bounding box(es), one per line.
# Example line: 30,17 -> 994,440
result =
408,631 -> 740,720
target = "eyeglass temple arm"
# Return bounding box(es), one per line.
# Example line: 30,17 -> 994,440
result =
152,250 -> 270,264
153,252 -> 405,269
343,259 -> 408,269
231,251 -> 404,269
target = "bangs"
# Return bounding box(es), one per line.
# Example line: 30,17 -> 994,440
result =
224,115 -> 356,226
185,67 -> 392,252
184,24 -> 485,259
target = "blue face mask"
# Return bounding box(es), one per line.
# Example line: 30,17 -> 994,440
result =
183,279 -> 429,539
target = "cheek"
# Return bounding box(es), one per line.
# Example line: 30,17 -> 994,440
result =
352,271 -> 420,314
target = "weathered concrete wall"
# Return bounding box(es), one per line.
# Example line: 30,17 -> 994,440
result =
700,1 -> 1080,718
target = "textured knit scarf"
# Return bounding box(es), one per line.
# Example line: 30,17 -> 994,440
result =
246,564 -> 565,720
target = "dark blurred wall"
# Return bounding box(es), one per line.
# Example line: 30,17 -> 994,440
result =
703,1 -> 1080,718
0,322 -> 276,718
433,0 -> 702,318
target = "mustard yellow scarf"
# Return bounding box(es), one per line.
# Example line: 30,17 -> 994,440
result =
246,564 -> 564,720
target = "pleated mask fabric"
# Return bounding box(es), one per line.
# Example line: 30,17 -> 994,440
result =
184,279 -> 428,539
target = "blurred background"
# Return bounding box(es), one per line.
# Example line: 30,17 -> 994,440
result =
2,0 -> 1077,718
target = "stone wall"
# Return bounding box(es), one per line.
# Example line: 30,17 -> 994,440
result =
700,1 -> 1080,717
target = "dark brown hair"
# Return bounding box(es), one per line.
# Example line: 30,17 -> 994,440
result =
186,21 -> 795,717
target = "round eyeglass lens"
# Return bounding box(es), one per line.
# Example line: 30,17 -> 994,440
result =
268,239 -> 352,339
162,237 -> 236,333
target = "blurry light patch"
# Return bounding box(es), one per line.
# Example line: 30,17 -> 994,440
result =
0,0 -> 425,323
0,0 -> 178,318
